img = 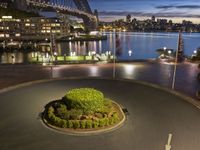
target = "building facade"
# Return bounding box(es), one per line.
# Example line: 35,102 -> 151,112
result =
0,16 -> 70,40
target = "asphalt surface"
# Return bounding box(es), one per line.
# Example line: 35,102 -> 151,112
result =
0,62 -> 199,99
0,78 -> 200,150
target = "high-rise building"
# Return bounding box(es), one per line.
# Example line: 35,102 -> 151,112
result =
126,14 -> 131,23
151,16 -> 156,22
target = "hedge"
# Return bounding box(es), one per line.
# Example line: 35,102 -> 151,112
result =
46,106 -> 119,129
64,88 -> 105,113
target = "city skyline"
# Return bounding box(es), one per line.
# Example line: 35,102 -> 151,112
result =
90,0 -> 200,23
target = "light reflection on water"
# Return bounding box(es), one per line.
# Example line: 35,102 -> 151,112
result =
1,32 -> 200,63
57,32 -> 200,60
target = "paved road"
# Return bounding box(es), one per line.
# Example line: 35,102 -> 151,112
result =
0,79 -> 200,150
0,62 -> 199,99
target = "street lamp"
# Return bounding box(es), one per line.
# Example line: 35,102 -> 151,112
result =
168,50 -> 172,55
54,51 -> 58,63
128,50 -> 132,56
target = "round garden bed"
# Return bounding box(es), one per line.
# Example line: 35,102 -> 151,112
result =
42,88 -> 125,135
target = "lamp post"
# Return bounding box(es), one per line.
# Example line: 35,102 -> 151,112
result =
172,34 -> 179,90
113,32 -> 116,78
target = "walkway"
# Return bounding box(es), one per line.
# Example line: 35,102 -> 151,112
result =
0,62 -> 199,99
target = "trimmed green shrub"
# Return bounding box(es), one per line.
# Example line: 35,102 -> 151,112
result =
93,120 -> 99,128
99,118 -> 106,127
63,113 -> 70,120
85,120 -> 93,129
62,120 -> 68,128
108,113 -> 119,125
80,120 -> 87,129
112,113 -> 120,123
54,116 -> 62,127
109,117 -> 115,125
73,120 -> 80,129
64,88 -> 104,112
104,118 -> 109,126
57,104 -> 67,119
68,120 -> 73,128
59,119 -> 67,128
48,106 -> 54,113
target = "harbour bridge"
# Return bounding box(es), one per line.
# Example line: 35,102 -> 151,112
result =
14,0 -> 98,31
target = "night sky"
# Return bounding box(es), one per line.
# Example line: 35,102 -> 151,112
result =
89,0 -> 200,23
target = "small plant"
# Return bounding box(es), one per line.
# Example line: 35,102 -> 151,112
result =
56,104 -> 67,119
85,120 -> 93,129
80,120 -> 87,129
73,120 -> 80,129
93,120 -> 99,128
68,120 -> 73,128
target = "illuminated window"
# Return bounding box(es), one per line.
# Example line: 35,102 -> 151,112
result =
15,33 -> 21,37
5,34 -> 9,37
25,23 -> 30,26
45,24 -> 50,26
0,34 -> 4,37
2,16 -> 12,19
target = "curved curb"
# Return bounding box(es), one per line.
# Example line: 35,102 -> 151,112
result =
123,79 -> 200,110
0,77 -> 199,110
42,101 -> 126,136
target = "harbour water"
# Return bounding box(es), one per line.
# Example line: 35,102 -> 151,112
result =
1,32 -> 200,63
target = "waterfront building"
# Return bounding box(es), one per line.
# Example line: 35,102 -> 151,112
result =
0,16 -> 21,38
22,17 -> 69,36
0,16 -> 70,40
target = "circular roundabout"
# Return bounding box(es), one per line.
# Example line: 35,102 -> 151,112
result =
0,78 -> 200,150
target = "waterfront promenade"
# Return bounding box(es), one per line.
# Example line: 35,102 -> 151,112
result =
0,61 -> 199,99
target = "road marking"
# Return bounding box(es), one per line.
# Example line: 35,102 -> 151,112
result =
165,133 -> 173,150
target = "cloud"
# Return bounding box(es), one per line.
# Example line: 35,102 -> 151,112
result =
99,11 -> 143,16
176,5 -> 200,9
99,10 -> 200,18
156,4 -> 200,10
155,5 -> 175,9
